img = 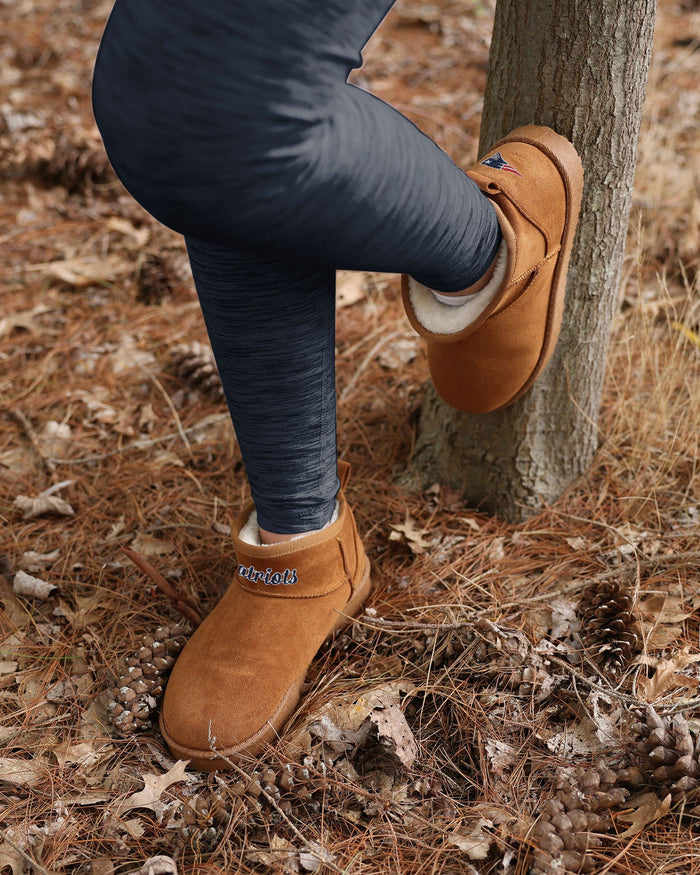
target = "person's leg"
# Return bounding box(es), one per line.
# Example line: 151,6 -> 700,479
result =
91,0 -> 501,536
92,0 -> 501,294
184,238 -> 338,537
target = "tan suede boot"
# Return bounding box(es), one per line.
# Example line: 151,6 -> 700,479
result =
159,461 -> 370,770
402,125 -> 584,414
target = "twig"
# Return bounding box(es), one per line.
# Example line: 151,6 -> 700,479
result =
121,545 -> 203,626
0,826 -> 52,875
8,407 -> 56,475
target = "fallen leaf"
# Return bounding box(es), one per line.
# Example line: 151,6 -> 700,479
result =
485,739 -> 518,777
543,719 -> 600,758
113,760 -> 191,816
307,714 -> 373,752
549,596 -> 579,639
617,791 -> 672,838
460,515 -> 482,532
389,515 -> 432,555
13,570 -> 57,599
369,704 -> 418,769
18,549 -> 61,572
0,756 -> 48,787
336,270 -> 367,308
129,532 -> 176,558
110,335 -> 156,375
13,493 -> 75,519
122,818 -> 146,839
0,303 -> 52,337
72,387 -> 120,424
299,842 -> 336,873
60,790 -> 112,807
38,421 -> 72,457
637,650 -> 700,702
587,690 -> 623,745
0,839 -> 25,875
106,216 -> 150,248
565,536 -> 588,551
49,740 -> 110,769
637,592 -> 692,624
0,660 -> 18,675
448,819 -> 494,860
138,402 -> 158,433
340,680 -> 418,731
45,678 -> 78,702
33,254 -> 132,287
124,857 -> 179,875
247,834 -> 298,870
487,536 -> 505,562
377,337 -> 418,369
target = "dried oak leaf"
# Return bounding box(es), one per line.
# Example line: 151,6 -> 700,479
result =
389,514 -> 431,555
13,570 -> 57,599
0,756 -> 48,787
448,819 -> 494,861
369,704 -> 418,769
0,303 -> 53,337
0,839 -> 25,875
336,270 -> 367,308
617,791 -> 672,838
13,493 -> 74,519
637,650 -> 700,702
124,857 -> 179,875
113,760 -> 191,816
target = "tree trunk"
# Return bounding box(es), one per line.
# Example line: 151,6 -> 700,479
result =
403,0 -> 658,522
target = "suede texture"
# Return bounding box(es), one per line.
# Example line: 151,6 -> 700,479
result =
160,461 -> 371,770
402,125 -> 584,414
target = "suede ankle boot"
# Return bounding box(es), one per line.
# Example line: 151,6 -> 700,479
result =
159,461 -> 371,770
402,125 -> 584,414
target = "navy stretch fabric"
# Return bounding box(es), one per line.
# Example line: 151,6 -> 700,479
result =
92,0 -> 501,533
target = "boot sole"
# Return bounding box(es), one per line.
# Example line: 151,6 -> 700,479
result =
487,124 -> 584,410
159,558 -> 372,770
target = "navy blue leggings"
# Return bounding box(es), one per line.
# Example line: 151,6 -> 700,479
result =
92,0 -> 501,533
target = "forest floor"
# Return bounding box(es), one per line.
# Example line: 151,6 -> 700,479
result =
1,1 -> 699,873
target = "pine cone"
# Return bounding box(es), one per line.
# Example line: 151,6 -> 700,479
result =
469,625 -> 547,698
632,705 -> 700,806
532,763 -> 629,874
180,788 -> 234,850
178,759 -> 335,847
578,580 -> 639,675
108,623 -> 187,734
168,341 -> 224,401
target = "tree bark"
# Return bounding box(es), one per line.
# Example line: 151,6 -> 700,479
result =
404,0 -> 658,522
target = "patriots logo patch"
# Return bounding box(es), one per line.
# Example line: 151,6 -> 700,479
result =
481,152 -> 522,177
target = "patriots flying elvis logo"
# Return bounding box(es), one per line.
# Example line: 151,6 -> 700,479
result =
481,152 -> 522,177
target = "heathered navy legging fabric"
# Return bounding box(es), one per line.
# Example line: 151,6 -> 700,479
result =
92,0 -> 501,533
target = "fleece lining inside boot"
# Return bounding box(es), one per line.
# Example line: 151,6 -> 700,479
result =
239,503 -> 340,547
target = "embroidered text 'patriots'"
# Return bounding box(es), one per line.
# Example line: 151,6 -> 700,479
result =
239,564 -> 298,585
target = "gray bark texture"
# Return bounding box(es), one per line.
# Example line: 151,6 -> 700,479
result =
404,0 -> 658,522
